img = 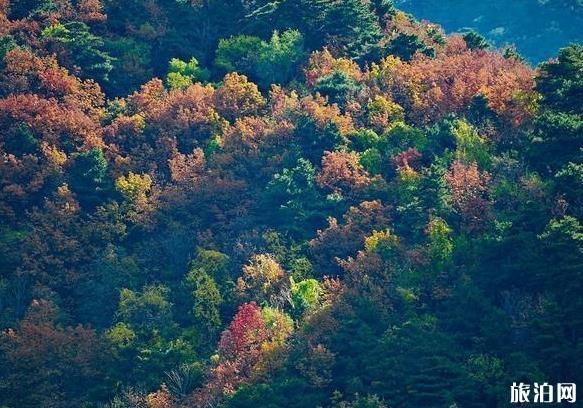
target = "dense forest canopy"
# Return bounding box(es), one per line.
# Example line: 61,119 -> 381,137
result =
395,0 -> 583,63
0,0 -> 582,407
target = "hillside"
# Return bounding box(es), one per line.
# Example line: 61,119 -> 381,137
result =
396,0 -> 583,63
0,1 -> 582,407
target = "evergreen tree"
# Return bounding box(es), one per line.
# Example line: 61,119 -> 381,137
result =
42,22 -> 114,82
67,148 -> 112,208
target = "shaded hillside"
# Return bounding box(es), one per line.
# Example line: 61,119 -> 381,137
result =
396,0 -> 583,63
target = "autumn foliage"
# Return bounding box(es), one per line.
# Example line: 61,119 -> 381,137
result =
1,1 -> 582,407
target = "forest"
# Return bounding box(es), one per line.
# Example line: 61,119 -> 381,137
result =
0,0 -> 582,407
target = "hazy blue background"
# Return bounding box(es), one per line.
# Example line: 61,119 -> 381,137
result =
395,0 -> 583,64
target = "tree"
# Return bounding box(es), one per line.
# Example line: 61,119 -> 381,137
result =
371,43 -> 536,124
292,116 -> 345,164
426,217 -> 454,271
116,285 -> 173,335
264,158 -> 327,235
304,48 -> 363,87
386,33 -> 433,61
310,200 -> 391,275
365,95 -> 404,133
331,393 -> 388,408
166,57 -> 210,90
250,0 -> 384,61
364,317 -> 469,407
225,377 -> 327,408
186,259 -> 223,340
215,72 -> 266,121
0,300 -> 107,407
115,172 -> 152,202
312,0 -> 384,61
6,0 -> 54,19
237,254 -> 287,306
216,302 -> 266,358
445,161 -> 491,233
115,172 -> 154,223
314,70 -> 362,110
537,44 -> 583,114
316,150 -> 372,195
194,302 -> 268,404
68,147 -> 111,208
256,30 -> 306,87
556,160 -> 583,219
529,111 -> 583,173
0,35 -> 16,61
189,248 -> 232,283
534,216 -> 583,382
463,31 -> 490,51
215,30 -> 306,88
42,22 -> 114,82
2,122 -> 38,156
215,35 -> 265,76
290,278 -> 322,317
103,37 -> 153,96
450,119 -> 491,169
111,284 -> 192,389
529,44 -> 583,174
